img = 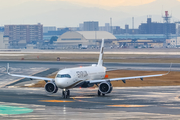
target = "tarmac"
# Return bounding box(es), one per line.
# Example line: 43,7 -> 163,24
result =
0,61 -> 180,119
1,86 -> 180,119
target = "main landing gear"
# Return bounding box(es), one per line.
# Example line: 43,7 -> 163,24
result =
98,90 -> 105,96
62,89 -> 70,98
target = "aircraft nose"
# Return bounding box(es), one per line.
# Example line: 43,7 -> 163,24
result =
55,78 -> 69,88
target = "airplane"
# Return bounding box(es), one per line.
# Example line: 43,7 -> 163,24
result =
7,39 -> 171,98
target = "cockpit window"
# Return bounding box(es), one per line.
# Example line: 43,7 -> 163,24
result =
56,74 -> 71,78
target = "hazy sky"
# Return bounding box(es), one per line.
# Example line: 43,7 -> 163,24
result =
60,0 -> 156,7
1,0 -> 180,9
3,0 -> 178,8
31,0 -> 180,7
0,0 -> 180,27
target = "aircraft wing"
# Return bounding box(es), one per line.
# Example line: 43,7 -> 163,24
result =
7,63 -> 55,82
89,63 -> 172,84
8,73 -> 54,81
106,68 -> 121,72
89,73 -> 167,84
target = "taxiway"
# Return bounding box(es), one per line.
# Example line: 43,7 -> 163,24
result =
1,86 -> 180,119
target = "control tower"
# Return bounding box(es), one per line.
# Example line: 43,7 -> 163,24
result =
162,11 -> 172,39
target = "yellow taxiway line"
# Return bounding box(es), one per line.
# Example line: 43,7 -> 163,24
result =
39,100 -> 74,103
107,105 -> 150,107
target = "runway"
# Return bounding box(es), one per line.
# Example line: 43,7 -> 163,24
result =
0,61 -> 180,119
0,60 -> 179,71
1,86 -> 180,119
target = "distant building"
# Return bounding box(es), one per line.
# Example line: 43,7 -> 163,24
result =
113,18 -> 176,36
115,34 -> 176,40
83,21 -> 99,31
4,23 -> 43,44
0,27 -> 4,32
176,23 -> 180,37
43,26 -> 56,33
113,25 -> 139,34
43,28 -> 70,41
125,24 -> 130,34
139,18 -> 176,34
0,33 -> 10,49
0,32 -> 7,49
79,23 -> 84,31
176,37 -> 180,46
99,23 -> 111,33
167,37 -> 180,47
69,27 -> 79,31
3,35 -> 9,49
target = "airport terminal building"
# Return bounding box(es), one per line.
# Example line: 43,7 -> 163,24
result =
55,31 -> 116,47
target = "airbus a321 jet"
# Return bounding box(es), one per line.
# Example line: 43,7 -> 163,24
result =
7,39 -> 171,98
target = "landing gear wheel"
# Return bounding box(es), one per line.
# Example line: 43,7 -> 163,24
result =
62,91 -> 67,99
67,90 -> 70,96
62,90 -> 70,99
98,90 -> 101,96
102,93 -> 105,96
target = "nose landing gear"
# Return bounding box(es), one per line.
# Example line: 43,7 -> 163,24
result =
62,89 -> 70,98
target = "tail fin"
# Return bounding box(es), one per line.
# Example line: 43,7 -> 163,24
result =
7,63 -> 9,74
98,39 -> 104,66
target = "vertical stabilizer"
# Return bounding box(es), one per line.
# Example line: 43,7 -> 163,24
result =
98,39 -> 104,66
7,63 -> 9,74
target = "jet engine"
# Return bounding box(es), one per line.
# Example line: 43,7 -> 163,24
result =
99,82 -> 113,94
45,82 -> 58,93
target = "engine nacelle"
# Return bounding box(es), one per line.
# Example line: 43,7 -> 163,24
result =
99,82 -> 113,94
45,82 -> 58,93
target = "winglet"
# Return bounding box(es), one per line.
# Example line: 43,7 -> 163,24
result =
166,63 -> 172,75
7,63 -> 9,74
98,38 -> 104,66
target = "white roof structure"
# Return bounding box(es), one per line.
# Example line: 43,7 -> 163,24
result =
56,31 -> 116,46
76,31 -> 116,40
